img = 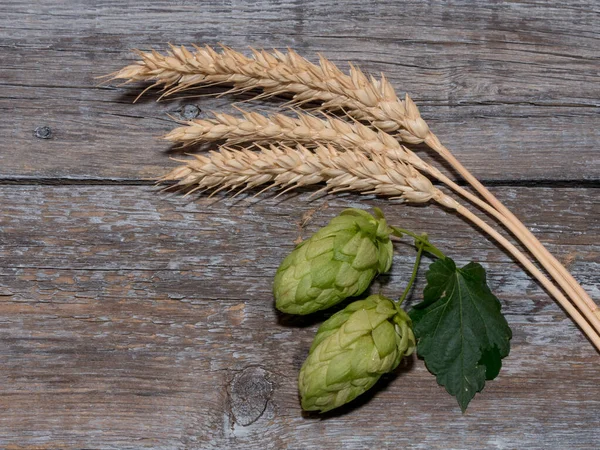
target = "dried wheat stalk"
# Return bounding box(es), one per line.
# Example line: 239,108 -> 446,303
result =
162,144 -> 600,350
109,45 -> 599,345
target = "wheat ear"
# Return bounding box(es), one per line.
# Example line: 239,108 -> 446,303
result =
165,109 -> 600,336
106,44 -> 425,141
161,144 -> 600,351
161,143 -> 438,203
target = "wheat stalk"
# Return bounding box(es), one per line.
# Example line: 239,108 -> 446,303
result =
162,144 -> 600,351
109,45 -> 599,345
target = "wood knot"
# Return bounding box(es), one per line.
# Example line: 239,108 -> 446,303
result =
228,366 -> 273,426
180,104 -> 201,120
34,126 -> 52,139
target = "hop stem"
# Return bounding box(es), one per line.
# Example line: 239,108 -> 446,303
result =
398,237 -> 426,306
391,227 -> 446,260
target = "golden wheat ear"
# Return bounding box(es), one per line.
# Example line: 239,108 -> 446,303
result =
107,45 -> 422,136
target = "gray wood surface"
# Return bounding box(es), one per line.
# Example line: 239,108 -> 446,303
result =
0,1 -> 599,449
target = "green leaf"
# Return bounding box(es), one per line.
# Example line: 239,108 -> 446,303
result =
409,258 -> 512,412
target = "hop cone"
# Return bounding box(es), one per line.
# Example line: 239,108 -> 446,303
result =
298,294 -> 415,413
274,208 -> 393,315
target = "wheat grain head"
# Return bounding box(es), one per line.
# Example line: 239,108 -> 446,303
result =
160,143 -> 458,208
109,44 -> 429,144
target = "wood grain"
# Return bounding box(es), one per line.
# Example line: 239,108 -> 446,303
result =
1,0 -> 599,448
0,186 -> 599,449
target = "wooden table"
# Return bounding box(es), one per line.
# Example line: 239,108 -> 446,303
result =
1,1 -> 599,448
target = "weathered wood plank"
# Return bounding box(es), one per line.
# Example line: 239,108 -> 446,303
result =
1,0 -> 599,448
1,0 -> 599,181
0,186 -> 598,448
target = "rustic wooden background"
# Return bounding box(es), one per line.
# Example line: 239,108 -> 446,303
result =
1,1 -> 599,448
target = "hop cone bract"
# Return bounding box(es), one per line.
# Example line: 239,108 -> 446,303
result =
298,294 -> 415,412
274,208 -> 393,315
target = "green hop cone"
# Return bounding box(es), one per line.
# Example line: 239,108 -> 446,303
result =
274,208 -> 393,315
298,294 -> 416,413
